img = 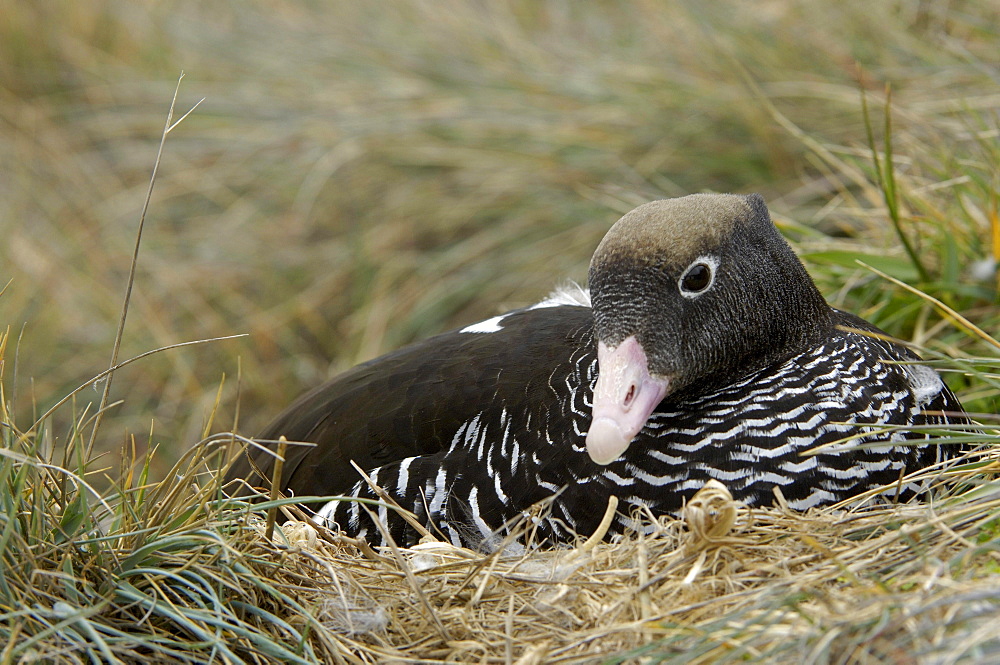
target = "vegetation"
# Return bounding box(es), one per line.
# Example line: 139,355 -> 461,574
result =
1,0 -> 997,662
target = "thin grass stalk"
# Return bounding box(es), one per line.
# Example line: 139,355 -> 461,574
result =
85,74 -> 205,458
861,86 -> 931,283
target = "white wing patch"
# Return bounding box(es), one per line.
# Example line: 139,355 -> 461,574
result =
531,282 -> 591,309
459,282 -> 591,334
902,363 -> 944,407
460,314 -> 510,334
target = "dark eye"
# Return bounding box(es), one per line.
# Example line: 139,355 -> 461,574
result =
679,261 -> 714,296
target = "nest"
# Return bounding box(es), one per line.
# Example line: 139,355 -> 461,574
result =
244,466 -> 1000,664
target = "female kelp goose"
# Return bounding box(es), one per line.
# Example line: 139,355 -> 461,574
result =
227,193 -> 964,548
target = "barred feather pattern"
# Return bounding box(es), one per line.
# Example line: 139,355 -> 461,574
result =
316,324 -> 961,549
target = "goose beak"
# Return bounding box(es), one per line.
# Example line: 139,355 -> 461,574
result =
586,336 -> 670,465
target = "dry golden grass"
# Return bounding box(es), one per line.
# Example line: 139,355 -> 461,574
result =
223,462 -> 1000,664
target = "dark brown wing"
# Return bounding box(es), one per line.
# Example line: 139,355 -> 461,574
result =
225,304 -> 594,498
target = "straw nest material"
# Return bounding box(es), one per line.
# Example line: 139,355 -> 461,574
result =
236,450 -> 1000,664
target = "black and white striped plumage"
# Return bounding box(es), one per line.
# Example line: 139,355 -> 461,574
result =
227,193 -> 965,548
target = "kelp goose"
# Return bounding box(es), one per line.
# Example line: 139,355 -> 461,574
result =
227,193 -> 965,548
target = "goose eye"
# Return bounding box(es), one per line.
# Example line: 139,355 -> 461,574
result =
679,261 -> 714,297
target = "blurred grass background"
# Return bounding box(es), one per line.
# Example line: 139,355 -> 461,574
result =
1,0 -> 998,481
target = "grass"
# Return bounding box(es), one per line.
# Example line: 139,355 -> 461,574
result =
1,0 -> 999,662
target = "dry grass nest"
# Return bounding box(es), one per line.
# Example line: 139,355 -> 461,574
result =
227,447 -> 1000,664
